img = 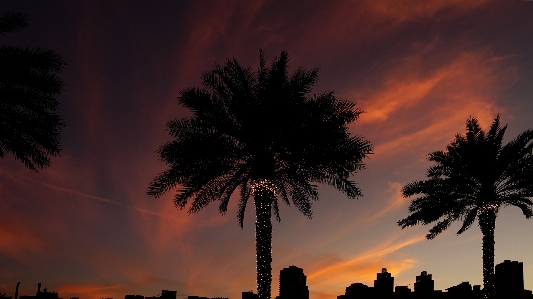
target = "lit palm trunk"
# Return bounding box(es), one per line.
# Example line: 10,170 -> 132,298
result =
479,212 -> 496,299
255,192 -> 273,299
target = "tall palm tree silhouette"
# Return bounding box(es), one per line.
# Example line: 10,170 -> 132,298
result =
0,11 -> 65,171
148,51 -> 372,299
398,115 -> 533,299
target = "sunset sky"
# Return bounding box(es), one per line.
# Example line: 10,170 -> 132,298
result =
1,1 -> 533,299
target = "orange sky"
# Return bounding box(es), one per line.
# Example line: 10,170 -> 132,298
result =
1,1 -> 533,299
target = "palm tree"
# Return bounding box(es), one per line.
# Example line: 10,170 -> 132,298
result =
0,11 -> 65,171
148,51 -> 372,299
398,115 -> 533,299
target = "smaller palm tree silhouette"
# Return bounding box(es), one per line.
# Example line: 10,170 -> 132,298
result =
398,115 -> 533,299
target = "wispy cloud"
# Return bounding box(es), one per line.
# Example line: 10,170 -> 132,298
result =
307,235 -> 424,282
0,169 -> 178,221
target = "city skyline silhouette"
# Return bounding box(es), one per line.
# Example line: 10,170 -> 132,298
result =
6,261 -> 532,299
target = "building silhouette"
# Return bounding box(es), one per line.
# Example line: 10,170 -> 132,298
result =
277,266 -> 309,299
19,283 -> 59,299
344,283 -> 370,298
414,271 -> 434,293
495,259 -> 524,297
123,290 -> 228,299
161,291 -> 176,299
445,281 -> 473,293
241,292 -> 258,299
126,290 -> 178,299
394,286 -> 411,293
374,268 -> 394,293
337,264 -> 533,299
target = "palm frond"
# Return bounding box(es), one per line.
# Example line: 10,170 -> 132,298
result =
457,208 -> 478,234
0,45 -> 65,171
147,167 -> 182,197
500,195 -> 533,218
237,180 -> 251,228
0,11 -> 28,34
218,166 -> 250,214
427,218 -> 453,239
272,198 -> 281,222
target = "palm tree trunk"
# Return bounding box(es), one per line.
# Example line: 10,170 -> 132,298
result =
479,211 -> 496,299
255,192 -> 273,299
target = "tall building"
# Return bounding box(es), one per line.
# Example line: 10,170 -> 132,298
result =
414,271 -> 434,292
495,260 -> 524,295
374,268 -> 394,293
278,266 -> 309,299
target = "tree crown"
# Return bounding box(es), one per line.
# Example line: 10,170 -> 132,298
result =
398,115 -> 533,239
148,51 -> 372,227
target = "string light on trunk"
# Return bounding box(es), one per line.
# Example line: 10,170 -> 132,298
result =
251,179 -> 277,196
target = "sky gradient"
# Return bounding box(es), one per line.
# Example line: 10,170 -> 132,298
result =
1,1 -> 533,299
